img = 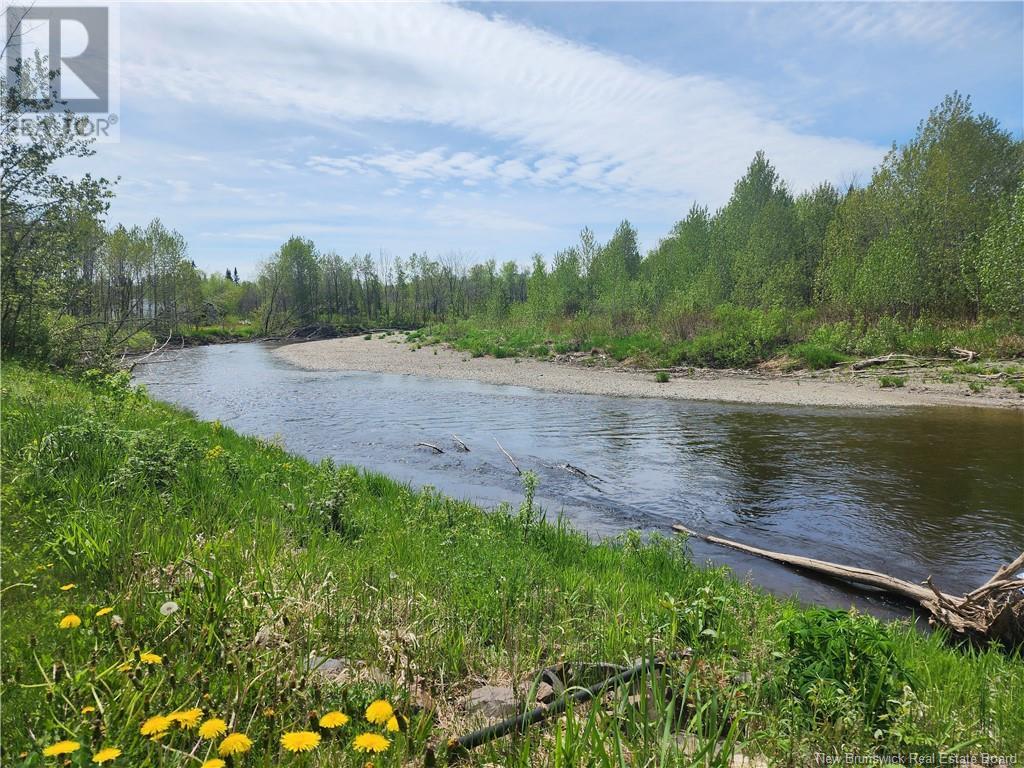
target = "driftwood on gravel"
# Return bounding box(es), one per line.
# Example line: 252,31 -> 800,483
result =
672,523 -> 1024,647
847,347 -> 978,371
849,353 -> 915,370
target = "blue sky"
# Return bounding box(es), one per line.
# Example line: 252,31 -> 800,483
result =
79,1 -> 1022,278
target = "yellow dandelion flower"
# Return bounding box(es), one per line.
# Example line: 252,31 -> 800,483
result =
58,613 -> 82,629
319,710 -> 349,728
169,708 -> 203,729
95,607 -> 113,617
352,733 -> 390,753
91,747 -> 121,764
198,718 -> 227,739
364,700 -> 393,725
81,706 -> 96,715
140,714 -> 173,736
385,715 -> 400,733
217,732 -> 252,757
42,740 -> 80,757
280,731 -> 320,753
139,652 -> 162,665
116,662 -> 132,672
202,760 -> 225,768
60,583 -> 76,591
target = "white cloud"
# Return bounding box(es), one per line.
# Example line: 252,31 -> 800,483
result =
308,147 -> 621,190
797,3 -> 997,48
121,2 -> 886,205
424,204 -> 550,233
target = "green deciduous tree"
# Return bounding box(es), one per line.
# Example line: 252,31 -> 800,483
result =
975,180 -> 1024,318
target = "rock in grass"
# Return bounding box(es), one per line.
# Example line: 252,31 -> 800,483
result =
461,686 -> 520,719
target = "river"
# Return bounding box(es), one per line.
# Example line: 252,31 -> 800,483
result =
134,342 -> 1024,621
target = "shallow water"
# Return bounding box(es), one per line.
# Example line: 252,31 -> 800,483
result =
135,342 -> 1024,621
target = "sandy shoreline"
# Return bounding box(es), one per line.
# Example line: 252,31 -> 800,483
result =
273,336 -> 1023,410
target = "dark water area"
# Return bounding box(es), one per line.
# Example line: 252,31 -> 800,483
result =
135,342 -> 1024,622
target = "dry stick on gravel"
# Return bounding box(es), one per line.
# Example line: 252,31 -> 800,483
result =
494,438 -> 521,475
672,523 -> 1024,646
416,442 -> 445,454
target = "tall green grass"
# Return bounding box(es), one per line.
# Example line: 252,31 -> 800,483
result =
2,365 -> 1021,766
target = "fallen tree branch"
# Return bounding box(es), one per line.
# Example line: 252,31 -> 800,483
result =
672,523 -> 1023,647
123,329 -> 174,372
494,438 -> 521,475
416,442 -> 444,454
849,353 -> 914,370
451,434 -> 470,452
560,463 -> 603,482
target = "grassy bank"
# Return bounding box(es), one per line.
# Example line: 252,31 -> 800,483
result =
2,365 -> 1022,767
426,309 -> 1024,374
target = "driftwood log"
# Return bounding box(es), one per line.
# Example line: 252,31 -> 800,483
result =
672,523 -> 1024,647
451,434 -> 471,452
560,463 -> 603,482
415,442 -> 444,454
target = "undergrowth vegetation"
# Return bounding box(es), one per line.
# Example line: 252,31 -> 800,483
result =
434,311 -> 1024,371
2,366 -> 1022,766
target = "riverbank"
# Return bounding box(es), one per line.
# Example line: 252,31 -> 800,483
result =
4,364 -> 1022,766
274,335 -> 1024,409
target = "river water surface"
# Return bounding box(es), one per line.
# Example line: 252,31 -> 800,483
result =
135,342 -> 1024,621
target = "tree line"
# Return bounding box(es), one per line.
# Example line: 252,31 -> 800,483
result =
3,55 -> 1021,366
252,93 -> 1022,335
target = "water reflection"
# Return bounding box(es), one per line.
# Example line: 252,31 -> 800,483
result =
135,342 -> 1024,619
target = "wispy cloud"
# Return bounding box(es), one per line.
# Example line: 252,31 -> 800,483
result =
793,2 -> 1006,48
80,2 -> 1016,274
123,3 -> 885,202
308,148 -> 624,190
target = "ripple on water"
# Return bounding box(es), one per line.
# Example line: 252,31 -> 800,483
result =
135,343 -> 1024,614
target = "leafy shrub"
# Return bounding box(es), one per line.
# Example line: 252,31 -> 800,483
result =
807,321 -> 859,354
655,371 -> 670,383
879,375 -> 906,388
110,431 -> 203,490
773,609 -> 912,726
310,468 -> 363,542
682,305 -> 789,367
790,342 -> 846,369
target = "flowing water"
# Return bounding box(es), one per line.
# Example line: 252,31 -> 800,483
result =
135,342 -> 1024,621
